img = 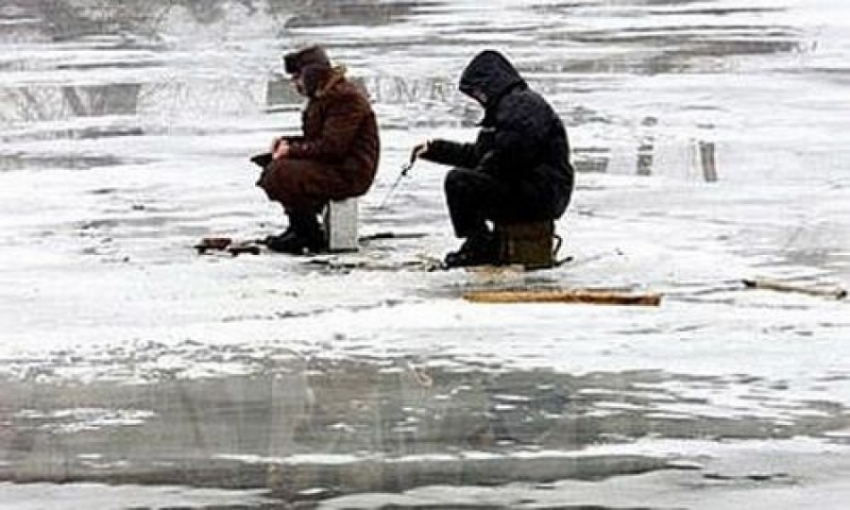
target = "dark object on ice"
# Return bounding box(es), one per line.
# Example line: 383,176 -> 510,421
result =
250,153 -> 273,168
195,237 -> 232,254
195,237 -> 261,256
742,278 -> 847,300
358,231 -> 429,242
227,241 -> 262,256
412,50 -> 574,266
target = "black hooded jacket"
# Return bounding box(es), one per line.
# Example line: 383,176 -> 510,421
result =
423,50 -> 574,219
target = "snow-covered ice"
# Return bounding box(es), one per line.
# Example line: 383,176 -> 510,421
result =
1,0 -> 849,508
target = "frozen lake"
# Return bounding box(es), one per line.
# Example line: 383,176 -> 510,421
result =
1,0 -> 849,508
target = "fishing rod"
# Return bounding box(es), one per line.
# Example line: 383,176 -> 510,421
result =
377,159 -> 416,210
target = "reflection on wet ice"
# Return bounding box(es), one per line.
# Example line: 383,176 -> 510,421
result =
2,354 -> 848,499
2,0 -> 849,506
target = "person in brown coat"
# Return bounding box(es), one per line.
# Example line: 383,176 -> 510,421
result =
255,45 -> 380,254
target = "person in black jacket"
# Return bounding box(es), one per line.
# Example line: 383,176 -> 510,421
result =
412,50 -> 574,267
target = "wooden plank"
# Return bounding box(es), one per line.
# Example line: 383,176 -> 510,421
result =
463,289 -> 662,306
742,278 -> 847,300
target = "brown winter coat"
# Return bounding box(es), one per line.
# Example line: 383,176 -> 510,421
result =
258,67 -> 380,212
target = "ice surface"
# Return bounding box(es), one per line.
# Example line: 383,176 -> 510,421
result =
1,0 -> 849,508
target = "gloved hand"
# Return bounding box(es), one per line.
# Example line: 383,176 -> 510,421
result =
410,140 -> 430,163
250,153 -> 273,168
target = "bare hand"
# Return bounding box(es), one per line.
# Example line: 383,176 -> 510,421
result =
273,139 -> 290,160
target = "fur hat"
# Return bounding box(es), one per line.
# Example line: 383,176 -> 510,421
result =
283,45 -> 331,75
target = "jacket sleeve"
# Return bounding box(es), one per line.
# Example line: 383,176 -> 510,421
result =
287,97 -> 366,161
421,139 -> 480,169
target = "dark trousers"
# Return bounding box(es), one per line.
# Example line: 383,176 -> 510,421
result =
444,168 -> 553,238
258,158 -> 349,213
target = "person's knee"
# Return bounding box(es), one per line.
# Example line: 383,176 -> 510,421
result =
260,162 -> 299,204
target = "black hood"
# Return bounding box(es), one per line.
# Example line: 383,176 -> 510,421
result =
459,50 -> 526,107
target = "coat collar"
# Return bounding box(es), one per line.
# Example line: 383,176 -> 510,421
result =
314,66 -> 347,98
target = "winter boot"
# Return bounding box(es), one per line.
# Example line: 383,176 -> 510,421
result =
263,225 -> 297,247
444,230 -> 499,268
267,211 -> 326,255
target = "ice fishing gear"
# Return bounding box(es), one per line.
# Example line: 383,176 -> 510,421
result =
195,237 -> 263,256
377,159 -> 415,210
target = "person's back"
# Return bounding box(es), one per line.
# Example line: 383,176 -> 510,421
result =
458,51 -> 572,208
255,45 -> 380,254
413,50 -> 574,266
289,63 -> 380,198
